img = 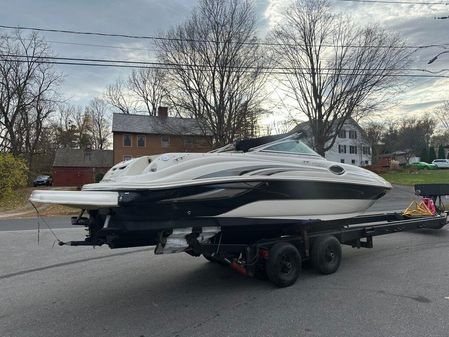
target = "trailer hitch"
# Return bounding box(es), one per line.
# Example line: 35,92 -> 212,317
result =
58,240 -> 104,247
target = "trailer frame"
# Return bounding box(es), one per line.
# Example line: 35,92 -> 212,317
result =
193,211 -> 447,287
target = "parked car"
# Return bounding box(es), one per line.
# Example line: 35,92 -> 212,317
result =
432,159 -> 449,169
410,162 -> 437,170
33,175 -> 53,187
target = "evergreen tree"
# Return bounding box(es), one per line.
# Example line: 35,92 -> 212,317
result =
429,147 -> 437,162
438,144 -> 445,159
420,147 -> 429,162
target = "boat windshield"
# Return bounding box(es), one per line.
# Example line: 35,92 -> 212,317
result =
255,139 -> 319,156
258,139 -> 317,155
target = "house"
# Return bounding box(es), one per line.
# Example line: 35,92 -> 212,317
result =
296,118 -> 372,166
52,148 -> 113,186
112,107 -> 213,164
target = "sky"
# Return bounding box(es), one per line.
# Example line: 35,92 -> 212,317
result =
0,0 -> 448,125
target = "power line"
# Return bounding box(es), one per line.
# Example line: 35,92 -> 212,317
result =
4,55 -> 449,78
336,0 -> 448,5
1,24 -> 449,50
2,53 -> 448,74
37,39 -> 158,52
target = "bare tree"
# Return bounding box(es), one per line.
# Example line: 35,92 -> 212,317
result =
128,68 -> 167,115
0,31 -> 61,168
270,0 -> 410,155
85,98 -> 111,150
433,100 -> 449,130
157,0 -> 269,146
105,79 -> 135,114
105,68 -> 168,116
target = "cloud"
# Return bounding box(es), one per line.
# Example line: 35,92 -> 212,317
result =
0,0 -> 447,120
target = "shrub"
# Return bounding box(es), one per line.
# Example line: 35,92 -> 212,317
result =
0,154 -> 28,201
95,172 -> 105,183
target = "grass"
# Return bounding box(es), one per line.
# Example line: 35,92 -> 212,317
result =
0,187 -> 79,216
380,169 -> 449,186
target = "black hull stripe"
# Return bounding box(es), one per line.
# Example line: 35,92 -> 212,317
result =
111,180 -> 388,222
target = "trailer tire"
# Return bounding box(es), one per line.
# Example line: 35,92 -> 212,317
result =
266,242 -> 301,287
254,263 -> 268,281
311,236 -> 342,275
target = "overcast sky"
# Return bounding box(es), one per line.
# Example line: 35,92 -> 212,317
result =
1,0 -> 448,123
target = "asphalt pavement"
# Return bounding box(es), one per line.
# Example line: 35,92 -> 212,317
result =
1,185 -> 449,337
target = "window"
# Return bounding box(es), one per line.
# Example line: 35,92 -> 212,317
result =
349,130 -> 357,139
338,145 -> 347,153
349,145 -> 357,154
362,146 -> 371,155
340,159 -> 345,163
161,135 -> 170,148
351,159 -> 356,165
365,160 -> 369,165
262,140 -> 318,156
123,155 -> 132,161
184,136 -> 194,146
137,135 -> 146,147
338,130 -> 346,138
123,134 -> 132,147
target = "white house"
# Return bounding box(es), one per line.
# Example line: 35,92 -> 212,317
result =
296,118 -> 372,166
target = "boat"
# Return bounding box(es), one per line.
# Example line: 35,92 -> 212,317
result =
29,132 -> 392,249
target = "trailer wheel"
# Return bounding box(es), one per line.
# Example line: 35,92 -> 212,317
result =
311,236 -> 342,275
254,263 -> 268,281
266,242 -> 301,287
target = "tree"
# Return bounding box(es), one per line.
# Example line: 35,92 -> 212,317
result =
363,121 -> 386,162
420,147 -> 429,163
85,98 -> 111,150
438,144 -> 445,159
52,105 -> 80,149
0,153 -> 28,201
157,0 -> 269,146
106,68 -> 168,116
105,79 -> 135,114
429,146 -> 437,162
431,130 -> 449,149
128,68 -> 167,115
433,100 -> 449,130
270,0 -> 410,155
382,117 -> 435,162
53,102 -> 111,150
0,31 -> 61,168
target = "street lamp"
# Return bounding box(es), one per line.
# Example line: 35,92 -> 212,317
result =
428,50 -> 449,64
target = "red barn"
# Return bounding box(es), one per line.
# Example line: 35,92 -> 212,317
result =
52,149 -> 113,187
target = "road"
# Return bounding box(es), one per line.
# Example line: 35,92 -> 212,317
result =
1,186 -> 448,337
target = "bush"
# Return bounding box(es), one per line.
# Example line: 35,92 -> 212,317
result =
0,154 -> 28,201
95,172 -> 105,183
364,165 -> 389,174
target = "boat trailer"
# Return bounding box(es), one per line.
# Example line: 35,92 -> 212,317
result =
62,184 -> 449,288
179,183 -> 449,287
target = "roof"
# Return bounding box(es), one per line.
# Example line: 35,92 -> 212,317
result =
53,149 -> 113,168
112,113 -> 212,136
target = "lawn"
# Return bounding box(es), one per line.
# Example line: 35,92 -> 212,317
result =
0,187 -> 79,216
380,169 -> 449,186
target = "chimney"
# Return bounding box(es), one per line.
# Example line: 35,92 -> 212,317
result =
158,106 -> 168,118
